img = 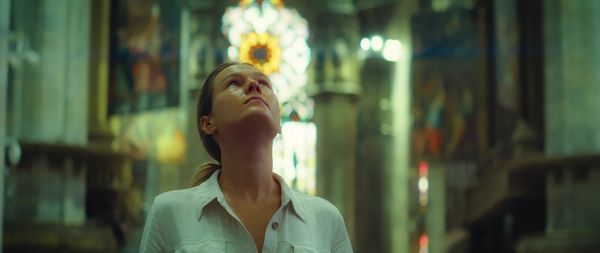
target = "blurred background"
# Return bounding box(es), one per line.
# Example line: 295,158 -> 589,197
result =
1,0 -> 600,252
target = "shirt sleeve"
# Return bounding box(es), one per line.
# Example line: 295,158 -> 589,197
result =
331,210 -> 353,253
139,197 -> 171,253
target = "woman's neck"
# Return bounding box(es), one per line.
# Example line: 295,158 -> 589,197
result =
217,136 -> 278,203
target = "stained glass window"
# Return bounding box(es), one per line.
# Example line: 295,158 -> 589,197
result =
222,0 -> 316,195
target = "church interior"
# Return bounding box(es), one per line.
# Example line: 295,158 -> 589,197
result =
1,0 -> 600,252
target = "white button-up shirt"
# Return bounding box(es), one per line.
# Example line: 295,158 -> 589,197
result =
140,170 -> 353,253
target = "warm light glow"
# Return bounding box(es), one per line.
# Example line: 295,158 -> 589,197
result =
419,161 -> 429,177
418,161 -> 429,206
419,234 -> 429,247
371,35 -> 383,51
273,122 -> 317,195
418,177 -> 429,193
382,39 -> 402,61
360,38 -> 370,51
227,46 -> 238,59
240,0 -> 253,6
419,234 -> 429,253
359,36 -> 403,61
157,129 -> 186,163
110,109 -> 186,164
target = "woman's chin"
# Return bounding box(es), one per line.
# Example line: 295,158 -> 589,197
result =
233,111 -> 280,135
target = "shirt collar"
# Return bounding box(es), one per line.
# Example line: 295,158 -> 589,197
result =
193,169 -> 224,220
273,173 -> 308,222
194,169 -> 308,223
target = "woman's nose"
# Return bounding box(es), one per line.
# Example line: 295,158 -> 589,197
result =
245,78 -> 262,94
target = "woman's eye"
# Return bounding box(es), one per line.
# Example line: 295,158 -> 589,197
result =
259,80 -> 271,88
228,80 -> 240,87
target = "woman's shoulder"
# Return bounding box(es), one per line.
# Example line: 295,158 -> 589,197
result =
292,192 -> 344,220
291,192 -> 349,244
151,187 -> 197,212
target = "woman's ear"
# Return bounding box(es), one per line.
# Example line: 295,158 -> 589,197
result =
199,116 -> 216,135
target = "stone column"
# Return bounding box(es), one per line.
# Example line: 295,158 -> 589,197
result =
88,0 -> 113,148
0,0 -> 10,249
385,4 -> 414,253
309,4 -> 361,243
544,0 -> 600,155
427,165 -> 446,253
11,0 -> 90,145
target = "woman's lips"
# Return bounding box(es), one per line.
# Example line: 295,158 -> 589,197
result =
244,96 -> 269,108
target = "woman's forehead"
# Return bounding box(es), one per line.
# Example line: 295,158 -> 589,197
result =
214,64 -> 266,83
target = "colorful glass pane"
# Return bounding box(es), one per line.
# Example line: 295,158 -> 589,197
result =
222,0 -> 312,121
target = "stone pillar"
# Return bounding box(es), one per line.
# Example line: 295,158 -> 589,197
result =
0,0 -> 10,250
309,4 -> 360,244
88,0 -> 114,148
10,0 -> 90,145
427,165 -> 446,253
355,58 -> 391,253
384,3 -> 414,253
544,0 -> 600,155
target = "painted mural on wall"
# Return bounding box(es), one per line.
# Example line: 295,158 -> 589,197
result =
410,9 -> 480,160
109,0 -> 181,114
107,0 -> 185,165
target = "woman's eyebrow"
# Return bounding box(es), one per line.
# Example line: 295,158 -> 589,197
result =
223,73 -> 242,80
220,71 -> 268,84
218,73 -> 242,85
252,72 -> 269,80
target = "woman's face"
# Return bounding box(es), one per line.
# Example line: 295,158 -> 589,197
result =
204,64 -> 281,138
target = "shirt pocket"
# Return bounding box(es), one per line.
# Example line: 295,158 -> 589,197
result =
276,241 -> 325,253
175,240 -> 226,253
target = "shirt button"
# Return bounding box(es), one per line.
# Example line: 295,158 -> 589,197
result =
271,221 -> 279,230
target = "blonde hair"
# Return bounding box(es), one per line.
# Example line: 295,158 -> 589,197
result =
190,162 -> 221,187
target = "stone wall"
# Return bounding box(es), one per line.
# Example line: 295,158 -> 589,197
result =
544,0 -> 600,155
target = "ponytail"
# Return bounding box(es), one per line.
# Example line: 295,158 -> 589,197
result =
190,163 -> 221,187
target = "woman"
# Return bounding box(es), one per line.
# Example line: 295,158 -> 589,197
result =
140,62 -> 353,253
